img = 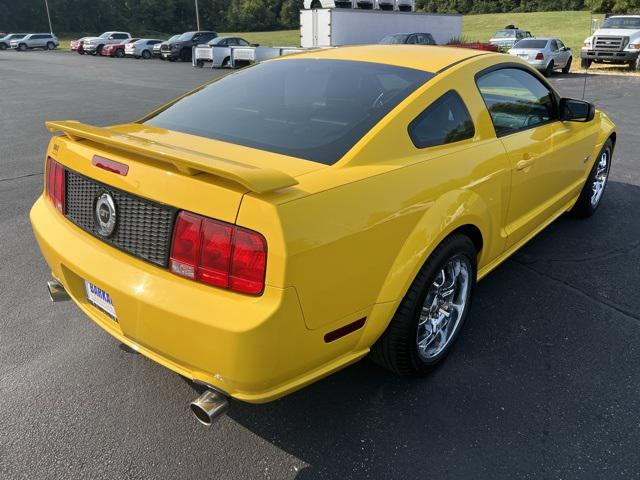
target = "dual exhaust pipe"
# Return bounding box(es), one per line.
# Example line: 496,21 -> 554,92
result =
47,279 -> 228,425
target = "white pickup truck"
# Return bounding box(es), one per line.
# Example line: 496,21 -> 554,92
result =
82,31 -> 132,56
581,15 -> 640,70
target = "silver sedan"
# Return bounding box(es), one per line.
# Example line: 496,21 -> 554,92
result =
508,38 -> 573,76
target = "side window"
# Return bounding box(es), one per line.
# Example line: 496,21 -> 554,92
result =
408,90 -> 475,149
114,34 -> 127,40
227,38 -> 239,46
476,68 -> 557,137
406,35 -> 417,45
237,39 -> 250,46
556,39 -> 565,50
550,40 -> 558,51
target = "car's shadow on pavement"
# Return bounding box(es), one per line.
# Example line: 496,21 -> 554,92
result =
187,180 -> 640,479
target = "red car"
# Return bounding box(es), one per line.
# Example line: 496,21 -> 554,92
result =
101,38 -> 140,58
70,37 -> 86,54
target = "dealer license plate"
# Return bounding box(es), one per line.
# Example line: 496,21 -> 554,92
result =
84,280 -> 117,320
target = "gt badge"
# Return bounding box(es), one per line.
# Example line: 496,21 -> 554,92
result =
94,192 -> 117,237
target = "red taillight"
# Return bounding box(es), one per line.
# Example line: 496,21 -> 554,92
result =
45,156 -> 65,213
535,52 -> 544,60
170,211 -> 267,295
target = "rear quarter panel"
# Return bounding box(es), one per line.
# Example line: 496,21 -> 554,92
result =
237,57 -> 512,333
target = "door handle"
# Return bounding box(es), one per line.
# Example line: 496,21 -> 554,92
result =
516,159 -> 535,171
516,153 -> 536,171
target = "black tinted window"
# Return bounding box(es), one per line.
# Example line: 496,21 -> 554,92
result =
145,59 -> 432,164
408,91 -> 474,148
113,34 -> 128,39
476,68 -> 556,136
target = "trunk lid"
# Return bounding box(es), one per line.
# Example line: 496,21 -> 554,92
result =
47,120 -> 324,228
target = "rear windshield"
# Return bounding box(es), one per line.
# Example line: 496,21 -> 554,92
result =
380,34 -> 408,44
144,59 -> 432,164
514,39 -> 548,49
494,30 -> 516,38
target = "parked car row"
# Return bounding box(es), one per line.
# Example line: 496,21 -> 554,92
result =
0,32 -> 59,50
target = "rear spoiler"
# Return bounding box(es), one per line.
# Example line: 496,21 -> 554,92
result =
45,120 -> 299,194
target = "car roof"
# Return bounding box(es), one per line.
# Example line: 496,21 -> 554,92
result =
281,45 -> 491,73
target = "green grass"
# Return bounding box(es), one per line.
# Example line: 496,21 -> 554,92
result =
219,30 -> 300,47
462,10 -> 603,58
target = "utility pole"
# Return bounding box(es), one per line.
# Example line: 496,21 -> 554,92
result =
195,0 -> 201,30
44,0 -> 53,33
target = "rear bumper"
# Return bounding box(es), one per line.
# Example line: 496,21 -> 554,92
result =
581,49 -> 638,62
30,196 -> 368,402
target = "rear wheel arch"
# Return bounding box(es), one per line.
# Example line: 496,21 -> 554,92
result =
372,190 -> 491,310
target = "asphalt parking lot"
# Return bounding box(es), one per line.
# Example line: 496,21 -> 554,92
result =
1,50 -> 639,479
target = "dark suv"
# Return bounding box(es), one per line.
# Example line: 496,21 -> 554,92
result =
161,31 -> 217,62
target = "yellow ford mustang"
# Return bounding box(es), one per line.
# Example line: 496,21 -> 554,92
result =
31,46 -> 615,423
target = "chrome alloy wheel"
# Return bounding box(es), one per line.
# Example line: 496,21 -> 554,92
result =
591,149 -> 610,207
416,255 -> 471,360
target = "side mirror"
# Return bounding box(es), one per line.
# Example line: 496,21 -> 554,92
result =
559,98 -> 595,122
251,43 -> 260,47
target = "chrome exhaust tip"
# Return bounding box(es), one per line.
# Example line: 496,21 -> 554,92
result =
190,390 -> 229,426
47,280 -> 70,302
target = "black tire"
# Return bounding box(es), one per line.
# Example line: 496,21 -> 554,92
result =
570,139 -> 613,218
543,60 -> 554,77
142,49 -> 151,59
168,57 -> 175,62
46,42 -> 55,50
581,58 -> 592,69
369,233 -> 477,375
222,57 -> 230,68
562,56 -> 572,74
180,48 -> 191,62
96,45 -> 103,56
0,43 -> 7,50
630,56 -> 640,71
195,59 -> 204,68
78,50 -> 85,55
18,43 -> 27,51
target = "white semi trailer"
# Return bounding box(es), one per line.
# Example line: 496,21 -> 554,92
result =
303,0 -> 415,11
300,8 -> 462,48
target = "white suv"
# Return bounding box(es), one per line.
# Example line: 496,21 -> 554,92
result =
11,33 -> 59,51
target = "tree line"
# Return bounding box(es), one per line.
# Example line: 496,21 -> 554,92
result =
1,0 -> 638,35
